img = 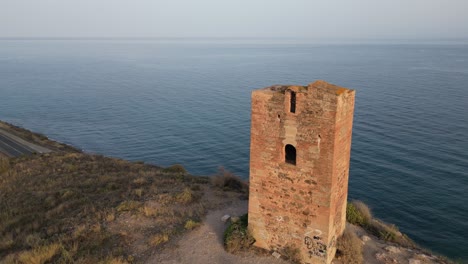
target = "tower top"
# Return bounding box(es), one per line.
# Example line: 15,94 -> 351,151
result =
256,80 -> 354,96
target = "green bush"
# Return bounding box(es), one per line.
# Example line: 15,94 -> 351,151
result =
347,203 -> 364,226
346,200 -> 372,226
224,214 -> 255,253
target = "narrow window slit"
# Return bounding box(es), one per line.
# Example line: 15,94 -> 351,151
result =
285,144 -> 296,165
290,91 -> 296,113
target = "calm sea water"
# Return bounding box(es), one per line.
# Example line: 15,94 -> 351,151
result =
1,40 -> 467,260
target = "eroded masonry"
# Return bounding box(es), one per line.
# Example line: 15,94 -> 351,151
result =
248,80 -> 355,264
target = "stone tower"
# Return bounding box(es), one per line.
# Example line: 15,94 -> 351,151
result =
248,80 -> 355,264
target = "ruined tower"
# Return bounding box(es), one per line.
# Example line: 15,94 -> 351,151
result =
248,80 -> 355,264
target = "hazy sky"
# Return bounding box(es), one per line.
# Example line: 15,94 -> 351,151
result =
1,0 -> 468,39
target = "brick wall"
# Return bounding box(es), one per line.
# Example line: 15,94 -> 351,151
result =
248,80 -> 355,264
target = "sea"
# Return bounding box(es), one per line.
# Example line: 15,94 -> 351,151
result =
0,39 -> 467,261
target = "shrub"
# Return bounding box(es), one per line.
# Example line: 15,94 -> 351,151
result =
134,188 -> 143,198
0,233 -> 14,251
162,164 -> 187,174
346,201 -> 415,248
149,233 -> 169,246
281,245 -> 301,263
224,214 -> 255,253
141,205 -> 158,217
353,201 -> 372,223
346,201 -> 371,226
367,220 -> 414,247
17,243 -> 61,264
211,167 -> 248,193
116,200 -> 142,212
336,227 -> 363,264
103,257 -> 130,264
184,219 -> 200,230
0,157 -> 10,174
176,188 -> 195,204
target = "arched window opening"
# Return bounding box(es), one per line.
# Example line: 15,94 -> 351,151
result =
290,91 -> 296,113
285,144 -> 296,165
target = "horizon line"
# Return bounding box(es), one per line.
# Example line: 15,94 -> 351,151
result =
1,36 -> 468,41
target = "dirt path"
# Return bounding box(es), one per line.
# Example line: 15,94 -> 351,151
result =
147,198 -> 289,264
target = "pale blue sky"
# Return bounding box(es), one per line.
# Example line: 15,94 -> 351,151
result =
1,0 -> 467,39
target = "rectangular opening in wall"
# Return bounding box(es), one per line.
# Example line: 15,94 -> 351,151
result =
290,91 -> 296,113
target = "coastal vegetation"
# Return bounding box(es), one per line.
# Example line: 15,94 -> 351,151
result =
0,152 -> 211,263
0,121 -> 454,263
211,166 -> 249,194
223,214 -> 254,254
335,228 -> 363,264
0,156 -> 9,174
0,121 -> 254,264
346,200 -> 415,247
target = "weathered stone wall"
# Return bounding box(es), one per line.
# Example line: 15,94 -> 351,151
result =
248,80 -> 355,264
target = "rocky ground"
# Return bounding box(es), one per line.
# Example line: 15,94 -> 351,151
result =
346,225 -> 448,264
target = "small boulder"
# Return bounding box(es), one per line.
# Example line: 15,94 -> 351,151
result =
361,235 -> 371,243
409,259 -> 421,264
221,215 -> 231,223
375,252 -> 387,261
272,251 -> 281,259
385,246 -> 401,253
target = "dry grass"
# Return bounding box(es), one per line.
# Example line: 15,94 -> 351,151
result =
0,152 -> 210,263
184,219 -> 201,230
346,200 -> 415,248
280,245 -> 301,263
211,167 -> 249,194
353,201 -> 372,224
103,256 -> 130,264
148,233 -> 170,246
0,156 -> 9,174
176,188 -> 196,204
116,200 -> 143,212
367,219 -> 415,247
16,243 -> 61,264
336,227 -> 363,264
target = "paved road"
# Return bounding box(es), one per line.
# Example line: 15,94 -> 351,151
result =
0,133 -> 36,157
